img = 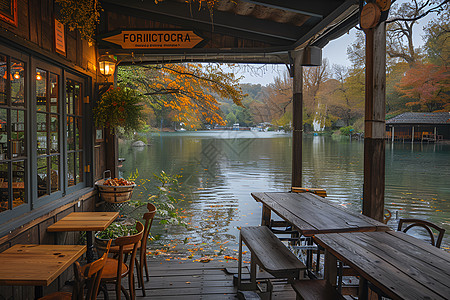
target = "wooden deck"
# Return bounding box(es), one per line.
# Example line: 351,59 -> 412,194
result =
97,258 -> 297,299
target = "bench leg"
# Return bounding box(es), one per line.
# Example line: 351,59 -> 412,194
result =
250,252 -> 257,290
238,234 -> 243,290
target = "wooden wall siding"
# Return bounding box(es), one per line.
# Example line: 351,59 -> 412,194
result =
0,0 -> 97,75
0,195 -> 96,300
103,11 -> 271,50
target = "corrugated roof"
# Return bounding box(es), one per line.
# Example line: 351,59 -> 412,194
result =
386,112 -> 450,125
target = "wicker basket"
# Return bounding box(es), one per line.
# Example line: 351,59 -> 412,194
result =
95,171 -> 136,203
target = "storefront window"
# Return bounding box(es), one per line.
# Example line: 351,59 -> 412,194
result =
36,68 -> 60,197
66,79 -> 83,187
0,54 -> 27,212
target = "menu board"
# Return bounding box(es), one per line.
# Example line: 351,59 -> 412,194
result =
0,0 -> 17,26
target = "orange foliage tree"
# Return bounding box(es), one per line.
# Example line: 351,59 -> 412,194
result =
119,63 -> 244,129
396,63 -> 450,112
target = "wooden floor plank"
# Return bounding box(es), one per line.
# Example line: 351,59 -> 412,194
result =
85,257 -> 296,299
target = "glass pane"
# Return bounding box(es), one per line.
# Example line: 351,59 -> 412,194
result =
11,110 -> 25,158
37,112 -> 47,155
66,81 -> 73,115
36,68 -> 47,112
75,117 -> 82,150
67,116 -> 74,151
50,156 -> 59,193
0,55 -> 6,105
74,83 -> 81,116
12,160 -> 25,208
50,115 -> 59,153
0,162 -> 8,212
76,151 -> 83,184
37,157 -> 48,197
49,73 -> 58,113
0,108 -> 7,160
11,60 -> 25,108
68,152 -> 75,187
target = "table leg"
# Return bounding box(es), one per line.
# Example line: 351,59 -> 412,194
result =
358,277 -> 368,300
86,231 -> 94,263
261,204 -> 271,226
34,286 -> 43,299
238,234 -> 243,289
324,249 -> 337,287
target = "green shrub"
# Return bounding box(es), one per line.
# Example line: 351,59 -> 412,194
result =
340,126 -> 354,136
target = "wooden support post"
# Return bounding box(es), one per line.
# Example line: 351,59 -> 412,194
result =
363,23 -> 386,222
291,50 -> 304,188
391,126 -> 394,142
105,127 -> 118,178
411,126 -> 414,143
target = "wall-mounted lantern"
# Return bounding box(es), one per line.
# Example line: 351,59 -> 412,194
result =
98,55 -> 117,77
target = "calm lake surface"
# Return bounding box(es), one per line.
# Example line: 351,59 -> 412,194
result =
119,131 -> 450,256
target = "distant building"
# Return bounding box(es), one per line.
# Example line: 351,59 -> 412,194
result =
386,112 -> 450,141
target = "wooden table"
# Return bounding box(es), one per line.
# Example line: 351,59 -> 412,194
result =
47,212 -> 118,262
314,231 -> 450,300
0,244 -> 86,298
251,192 -> 389,236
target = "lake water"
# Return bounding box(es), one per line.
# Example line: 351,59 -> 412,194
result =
118,131 -> 450,257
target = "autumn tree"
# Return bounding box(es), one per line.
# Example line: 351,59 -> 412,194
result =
386,0 -> 448,66
327,65 -> 365,128
423,8 -> 449,66
118,63 -> 245,129
396,63 -> 450,111
252,71 -> 292,125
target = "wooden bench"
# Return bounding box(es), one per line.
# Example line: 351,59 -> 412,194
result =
238,226 -> 306,295
292,279 -> 345,300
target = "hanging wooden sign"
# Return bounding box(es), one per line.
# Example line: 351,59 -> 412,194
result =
0,0 -> 17,26
55,19 -> 66,55
101,30 -> 204,49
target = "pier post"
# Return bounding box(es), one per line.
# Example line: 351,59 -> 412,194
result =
363,22 -> 386,222
291,50 -> 304,188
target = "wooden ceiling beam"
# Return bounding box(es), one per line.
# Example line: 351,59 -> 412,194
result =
239,0 -> 343,18
101,0 -> 304,43
293,0 -> 358,48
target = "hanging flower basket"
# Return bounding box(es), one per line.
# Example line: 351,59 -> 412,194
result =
95,171 -> 136,204
93,86 -> 145,133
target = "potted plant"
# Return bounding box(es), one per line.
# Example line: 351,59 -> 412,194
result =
93,86 -> 145,133
95,219 -> 137,256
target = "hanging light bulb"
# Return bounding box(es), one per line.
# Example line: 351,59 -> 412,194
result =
13,72 -> 20,80
36,72 -> 42,81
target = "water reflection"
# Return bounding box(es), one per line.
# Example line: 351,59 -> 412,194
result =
119,132 -> 450,255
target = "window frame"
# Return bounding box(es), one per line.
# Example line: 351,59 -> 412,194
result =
31,60 -> 64,208
0,45 -> 92,221
0,45 -> 30,221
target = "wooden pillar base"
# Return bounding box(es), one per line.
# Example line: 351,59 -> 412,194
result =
363,138 -> 385,222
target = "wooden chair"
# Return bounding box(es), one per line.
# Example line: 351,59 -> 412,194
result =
109,203 -> 156,296
39,239 -> 112,300
397,218 -> 446,248
92,221 -> 144,300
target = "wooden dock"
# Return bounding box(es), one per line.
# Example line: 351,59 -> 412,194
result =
98,258 -> 297,299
